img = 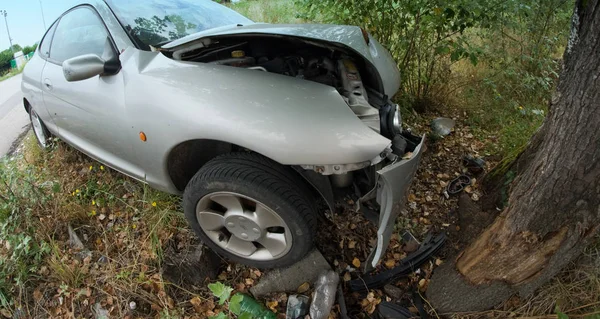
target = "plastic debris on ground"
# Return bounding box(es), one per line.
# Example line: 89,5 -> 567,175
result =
349,233 -> 447,292
463,154 -> 486,174
285,294 -> 310,319
309,270 -> 340,319
430,117 -> 456,136
376,302 -> 414,319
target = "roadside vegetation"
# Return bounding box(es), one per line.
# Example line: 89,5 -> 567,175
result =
0,44 -> 36,82
1,0 -> 598,318
0,65 -> 26,82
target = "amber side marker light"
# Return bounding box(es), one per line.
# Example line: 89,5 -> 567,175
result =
139,132 -> 147,142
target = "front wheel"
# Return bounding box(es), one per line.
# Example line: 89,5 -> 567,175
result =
29,108 -> 52,149
183,153 -> 317,269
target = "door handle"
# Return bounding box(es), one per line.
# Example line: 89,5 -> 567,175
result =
43,79 -> 53,90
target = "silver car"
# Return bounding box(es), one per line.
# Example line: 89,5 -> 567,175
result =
22,0 -> 424,269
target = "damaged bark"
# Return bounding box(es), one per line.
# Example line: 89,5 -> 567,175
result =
428,0 -> 600,312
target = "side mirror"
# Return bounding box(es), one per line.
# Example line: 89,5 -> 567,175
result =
62,37 -> 121,82
62,54 -> 106,82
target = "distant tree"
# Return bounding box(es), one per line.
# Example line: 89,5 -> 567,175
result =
22,43 -> 38,55
10,44 -> 22,52
0,49 -> 13,72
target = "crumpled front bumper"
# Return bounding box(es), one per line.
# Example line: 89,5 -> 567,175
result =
365,135 -> 426,270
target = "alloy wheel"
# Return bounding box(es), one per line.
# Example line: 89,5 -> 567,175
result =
195,191 -> 293,261
31,110 -> 48,148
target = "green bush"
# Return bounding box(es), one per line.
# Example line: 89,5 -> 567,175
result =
295,0 -> 501,102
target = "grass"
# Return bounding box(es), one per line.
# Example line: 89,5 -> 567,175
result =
0,134 -> 198,317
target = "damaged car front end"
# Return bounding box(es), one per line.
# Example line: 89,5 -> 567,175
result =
158,22 -> 426,269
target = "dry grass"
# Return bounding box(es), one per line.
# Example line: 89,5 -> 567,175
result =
0,134 -> 233,318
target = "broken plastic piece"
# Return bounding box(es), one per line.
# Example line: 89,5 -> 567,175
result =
286,295 -> 310,319
337,283 -> 350,319
309,271 -> 340,319
376,302 -> 414,319
463,154 -> 486,174
430,117 -> 455,136
349,233 -> 447,292
447,175 -> 471,195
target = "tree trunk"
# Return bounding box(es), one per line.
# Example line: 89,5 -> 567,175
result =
428,0 -> 600,312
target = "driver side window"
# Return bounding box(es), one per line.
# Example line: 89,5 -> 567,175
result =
50,7 -> 109,64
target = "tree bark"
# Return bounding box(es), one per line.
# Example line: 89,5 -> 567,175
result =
428,0 -> 600,312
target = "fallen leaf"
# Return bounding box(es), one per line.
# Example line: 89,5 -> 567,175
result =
348,240 -> 356,249
408,194 -> 417,202
297,282 -> 310,294
266,300 -> 278,311
33,289 -> 43,301
190,297 -> 202,312
418,279 -> 429,291
384,259 -> 396,269
343,272 -> 351,281
352,258 -> 361,268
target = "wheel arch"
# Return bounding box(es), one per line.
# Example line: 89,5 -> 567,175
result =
23,98 -> 31,113
166,139 -> 334,212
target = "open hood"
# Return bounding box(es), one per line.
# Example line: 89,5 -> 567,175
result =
162,23 -> 401,97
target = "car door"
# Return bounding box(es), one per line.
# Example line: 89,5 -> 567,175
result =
21,21 -> 57,133
41,5 -> 143,180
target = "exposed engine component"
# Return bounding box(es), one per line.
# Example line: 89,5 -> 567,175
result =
338,59 -> 380,133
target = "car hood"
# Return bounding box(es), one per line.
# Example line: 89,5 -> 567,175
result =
162,23 -> 401,96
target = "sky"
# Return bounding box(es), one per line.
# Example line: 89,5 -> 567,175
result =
0,0 -> 81,51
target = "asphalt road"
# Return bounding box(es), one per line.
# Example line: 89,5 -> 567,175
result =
0,74 -> 30,157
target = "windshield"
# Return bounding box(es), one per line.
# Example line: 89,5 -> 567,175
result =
106,0 -> 253,48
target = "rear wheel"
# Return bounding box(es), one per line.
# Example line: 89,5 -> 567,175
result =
29,108 -> 51,149
183,153 -> 317,269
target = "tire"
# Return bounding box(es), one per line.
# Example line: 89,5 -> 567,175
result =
183,152 -> 317,269
29,107 -> 52,149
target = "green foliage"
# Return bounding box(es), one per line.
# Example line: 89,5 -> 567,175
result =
228,0 -> 303,24
460,0 -> 571,155
295,0 -> 502,100
22,44 -> 38,56
208,282 -> 234,305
